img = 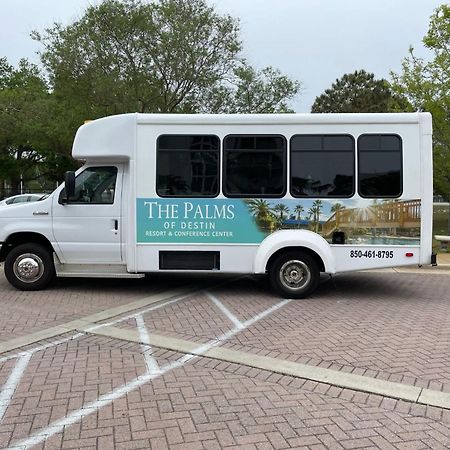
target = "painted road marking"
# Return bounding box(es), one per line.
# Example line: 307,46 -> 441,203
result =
135,314 -> 160,374
2,277 -> 450,450
9,299 -> 290,449
205,291 -> 244,330
86,327 -> 422,403
0,333 -> 85,365
0,354 -> 32,422
0,285 -> 201,355
0,277 -> 240,363
85,293 -> 192,332
85,326 -> 450,410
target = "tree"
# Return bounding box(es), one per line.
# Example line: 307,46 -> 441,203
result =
0,58 -> 74,195
330,202 -> 345,228
391,5 -> 450,198
246,198 -> 275,230
331,203 -> 345,214
308,200 -> 323,232
311,70 -> 405,113
294,204 -> 304,220
273,203 -> 289,221
202,64 -> 300,113
33,0 -> 300,127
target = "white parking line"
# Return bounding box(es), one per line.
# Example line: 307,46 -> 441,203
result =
85,293 -> 192,332
0,278 -> 242,364
0,294 -> 191,364
135,314 -> 160,374
0,282 -> 233,426
205,291 -> 244,330
0,333 -> 85,365
0,353 -> 32,422
10,299 -> 290,449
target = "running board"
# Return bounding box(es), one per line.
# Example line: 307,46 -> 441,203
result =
57,272 -> 145,279
54,256 -> 145,279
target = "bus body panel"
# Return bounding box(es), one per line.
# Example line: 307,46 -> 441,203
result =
0,113 -> 434,293
128,114 -> 430,276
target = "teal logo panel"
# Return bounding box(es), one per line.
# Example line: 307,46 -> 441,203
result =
136,198 -> 266,244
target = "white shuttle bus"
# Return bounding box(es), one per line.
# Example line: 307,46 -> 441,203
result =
0,113 -> 434,298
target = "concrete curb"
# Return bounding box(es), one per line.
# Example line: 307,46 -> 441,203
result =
0,286 -> 196,355
84,325 -> 450,411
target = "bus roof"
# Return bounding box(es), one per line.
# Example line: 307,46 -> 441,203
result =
72,112 -> 431,161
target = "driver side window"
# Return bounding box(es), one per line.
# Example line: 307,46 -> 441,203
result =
61,167 -> 118,204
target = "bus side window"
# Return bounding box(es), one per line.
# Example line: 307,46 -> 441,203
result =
156,135 -> 219,197
290,135 -> 355,198
223,135 -> 286,198
358,134 -> 402,198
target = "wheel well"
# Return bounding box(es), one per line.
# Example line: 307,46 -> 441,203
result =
0,232 -> 54,262
266,246 -> 325,273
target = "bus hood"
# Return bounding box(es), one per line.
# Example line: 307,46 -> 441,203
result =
0,196 -> 52,219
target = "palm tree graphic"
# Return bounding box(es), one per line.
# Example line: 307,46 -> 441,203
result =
308,200 -> 323,233
294,204 -> 304,228
246,199 -> 274,230
273,203 -> 289,221
331,202 -> 345,214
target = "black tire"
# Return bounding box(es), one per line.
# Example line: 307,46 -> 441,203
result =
269,251 -> 320,299
4,243 -> 55,291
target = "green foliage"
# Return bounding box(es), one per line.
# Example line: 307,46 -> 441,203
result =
0,57 -> 75,193
33,0 -> 299,118
273,203 -> 290,220
391,5 -> 450,197
246,198 -> 276,231
308,200 -> 323,232
293,204 -> 304,220
32,0 -> 241,115
201,64 -> 300,113
311,70 -> 405,113
1,0 -> 301,194
331,203 -> 345,213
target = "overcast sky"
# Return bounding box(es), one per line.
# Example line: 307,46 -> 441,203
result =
0,0 -> 443,112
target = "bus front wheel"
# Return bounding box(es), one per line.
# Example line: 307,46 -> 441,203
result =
269,251 -> 319,299
4,243 -> 55,291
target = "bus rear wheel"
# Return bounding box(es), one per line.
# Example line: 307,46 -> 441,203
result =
4,243 -> 55,291
269,251 -> 319,299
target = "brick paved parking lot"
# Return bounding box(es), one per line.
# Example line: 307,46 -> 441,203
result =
1,267 -> 450,449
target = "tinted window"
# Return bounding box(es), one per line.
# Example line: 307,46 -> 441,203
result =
223,135 -> 286,197
290,135 -> 355,197
61,167 -> 117,204
157,135 -> 219,197
358,134 -> 402,197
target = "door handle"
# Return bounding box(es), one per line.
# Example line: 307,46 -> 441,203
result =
111,219 -> 119,234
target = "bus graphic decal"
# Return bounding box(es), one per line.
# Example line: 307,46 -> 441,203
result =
137,198 -> 421,245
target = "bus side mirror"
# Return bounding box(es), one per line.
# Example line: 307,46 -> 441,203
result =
63,171 -> 76,203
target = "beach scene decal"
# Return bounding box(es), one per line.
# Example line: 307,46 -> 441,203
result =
137,198 -> 421,245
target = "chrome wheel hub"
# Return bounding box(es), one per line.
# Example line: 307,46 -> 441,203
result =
13,254 -> 44,283
280,260 -> 311,290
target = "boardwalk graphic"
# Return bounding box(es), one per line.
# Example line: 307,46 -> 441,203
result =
322,200 -> 421,236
